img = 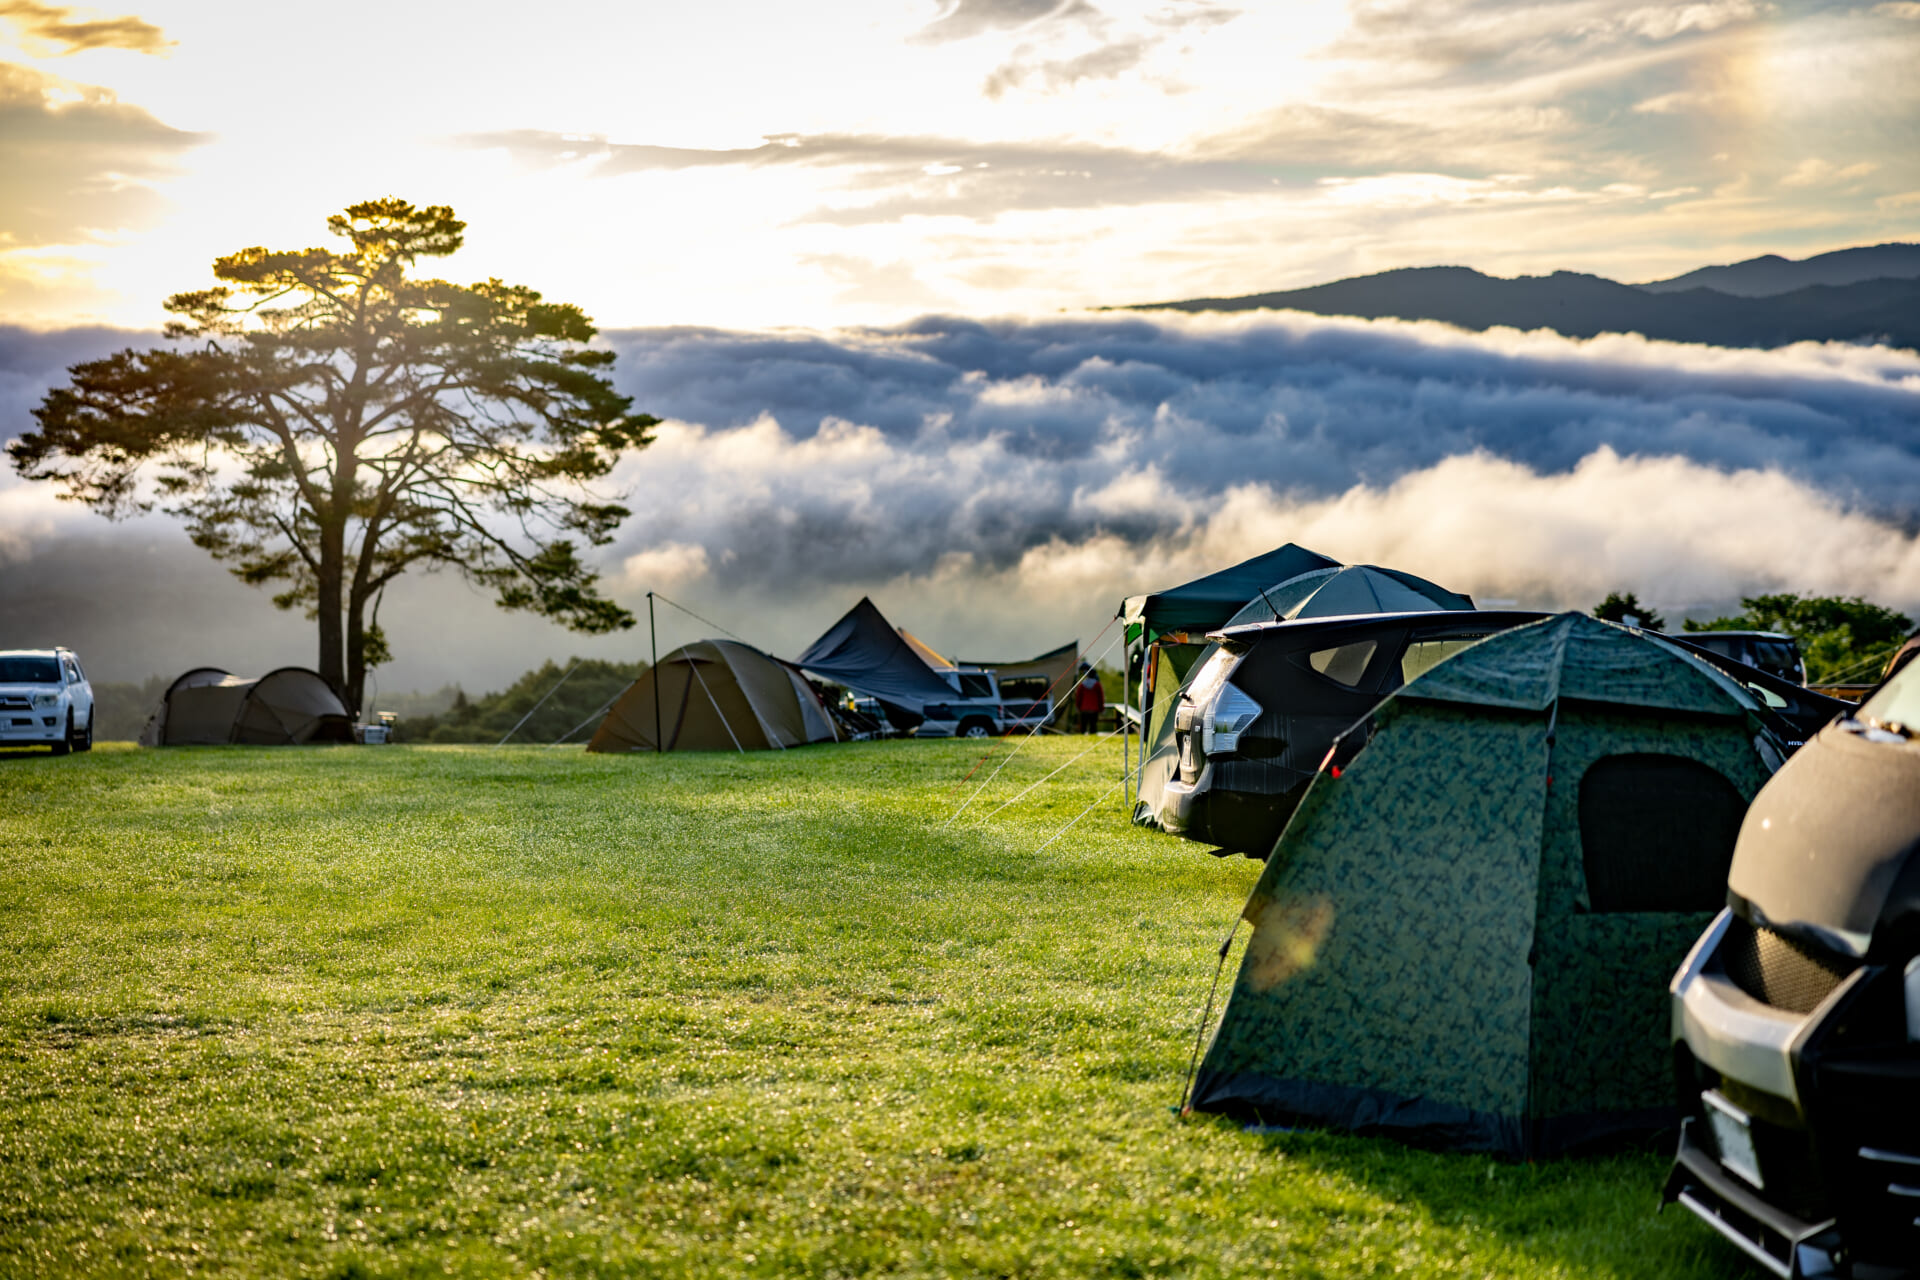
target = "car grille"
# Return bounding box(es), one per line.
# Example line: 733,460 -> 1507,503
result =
0,695 -> 31,711
1721,915 -> 1856,1014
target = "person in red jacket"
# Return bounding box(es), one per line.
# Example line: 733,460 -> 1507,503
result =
1074,664 -> 1105,733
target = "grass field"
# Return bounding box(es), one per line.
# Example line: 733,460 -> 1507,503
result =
0,738 -> 1746,1278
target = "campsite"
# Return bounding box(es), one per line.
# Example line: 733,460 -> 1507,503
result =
0,736 -> 1744,1277
6,3 -> 1920,1268
5,543 -> 1916,1275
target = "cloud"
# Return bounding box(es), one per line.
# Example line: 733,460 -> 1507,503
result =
0,0 -> 171,55
458,127 -> 1325,223
982,36 -> 1153,98
912,0 -> 1098,43
0,61 -> 205,247
1333,0 -> 1769,80
618,542 -> 712,591
6,309 -> 1919,682
1779,157 -> 1880,189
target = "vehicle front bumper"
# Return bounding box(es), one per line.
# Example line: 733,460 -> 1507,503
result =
1667,910 -> 1920,1278
0,711 -> 65,743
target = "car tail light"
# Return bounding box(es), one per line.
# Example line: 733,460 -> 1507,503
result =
1203,684 -> 1262,754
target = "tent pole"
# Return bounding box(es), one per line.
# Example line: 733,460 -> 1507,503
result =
1122,637 -> 1131,808
649,591 -> 662,754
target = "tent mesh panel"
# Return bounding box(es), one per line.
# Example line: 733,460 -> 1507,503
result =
1576,753 -> 1746,913
1721,916 -> 1856,1015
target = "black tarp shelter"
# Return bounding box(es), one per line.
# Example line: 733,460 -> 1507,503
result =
797,598 -> 961,729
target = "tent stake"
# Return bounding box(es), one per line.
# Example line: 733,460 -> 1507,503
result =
648,591 -> 661,754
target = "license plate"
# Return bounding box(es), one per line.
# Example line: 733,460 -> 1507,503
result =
1704,1090 -> 1764,1189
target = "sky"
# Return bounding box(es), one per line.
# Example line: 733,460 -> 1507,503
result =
4,0 -> 1920,329
2,0 -> 1919,694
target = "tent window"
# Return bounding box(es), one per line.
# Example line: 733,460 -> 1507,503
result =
1577,753 -> 1746,913
1307,640 -> 1377,688
1400,638 -> 1477,684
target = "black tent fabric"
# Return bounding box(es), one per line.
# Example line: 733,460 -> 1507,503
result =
797,598 -> 960,715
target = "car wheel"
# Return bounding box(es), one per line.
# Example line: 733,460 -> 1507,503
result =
959,718 -> 994,739
74,712 -> 92,753
50,710 -> 72,757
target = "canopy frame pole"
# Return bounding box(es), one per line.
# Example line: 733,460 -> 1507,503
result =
648,591 -> 662,754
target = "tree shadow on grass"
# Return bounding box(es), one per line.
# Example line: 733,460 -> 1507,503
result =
1199,1116 -> 1747,1279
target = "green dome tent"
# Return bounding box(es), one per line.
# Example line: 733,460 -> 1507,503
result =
1220,564 -> 1473,627
587,640 -> 839,753
1189,614 -> 1785,1157
138,666 -> 354,746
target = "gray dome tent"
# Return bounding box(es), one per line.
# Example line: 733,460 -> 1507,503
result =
139,667 -> 353,746
1221,564 -> 1473,627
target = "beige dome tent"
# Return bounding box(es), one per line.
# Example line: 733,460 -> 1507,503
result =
139,666 -> 354,746
587,640 -> 840,753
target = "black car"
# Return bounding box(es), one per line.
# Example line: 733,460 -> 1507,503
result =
1665,658 -> 1920,1278
1146,612 -> 1849,858
1680,629 -> 1807,685
1145,610 -> 1548,854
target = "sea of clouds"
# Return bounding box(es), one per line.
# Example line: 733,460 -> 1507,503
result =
4,309 -> 1918,688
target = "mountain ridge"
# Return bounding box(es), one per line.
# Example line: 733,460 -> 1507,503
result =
1636,242 -> 1920,296
1133,251 -> 1920,351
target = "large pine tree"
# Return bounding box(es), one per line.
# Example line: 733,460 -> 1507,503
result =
10,199 -> 657,713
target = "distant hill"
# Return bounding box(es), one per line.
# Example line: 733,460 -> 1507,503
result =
1136,266 -> 1920,350
1636,243 -> 1920,297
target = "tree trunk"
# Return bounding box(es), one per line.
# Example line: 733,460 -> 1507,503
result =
317,520 -> 347,708
345,588 -> 366,721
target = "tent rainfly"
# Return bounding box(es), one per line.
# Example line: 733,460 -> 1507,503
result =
797,598 -> 961,730
1121,542 -> 1339,648
139,667 -> 354,746
1190,614 -> 1786,1158
1220,564 -> 1473,627
587,640 -> 839,752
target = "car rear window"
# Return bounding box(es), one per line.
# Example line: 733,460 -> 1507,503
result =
1400,638 -> 1480,684
0,657 -> 62,683
1307,640 -> 1377,688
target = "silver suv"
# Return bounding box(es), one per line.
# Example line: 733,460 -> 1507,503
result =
0,648 -> 95,755
915,668 -> 1053,739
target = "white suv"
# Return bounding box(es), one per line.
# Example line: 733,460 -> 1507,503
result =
0,648 -> 95,755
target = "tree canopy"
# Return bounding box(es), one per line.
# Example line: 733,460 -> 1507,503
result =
8,199 -> 657,714
1592,590 -> 1666,633
1685,592 -> 1914,683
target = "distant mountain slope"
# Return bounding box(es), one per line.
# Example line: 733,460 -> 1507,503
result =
1637,243 -> 1920,297
1136,267 -> 1920,350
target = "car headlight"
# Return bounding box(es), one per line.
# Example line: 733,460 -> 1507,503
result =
32,692 -> 59,709
1202,683 -> 1262,754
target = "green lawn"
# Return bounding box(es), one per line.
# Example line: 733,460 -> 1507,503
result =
0,739 -> 1745,1278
